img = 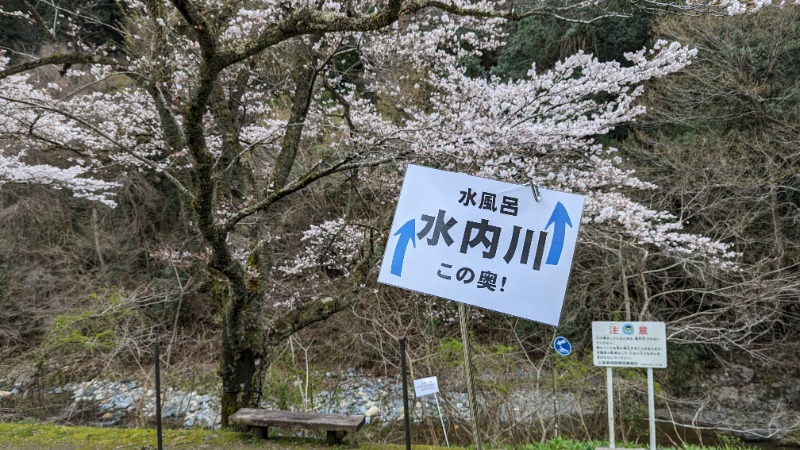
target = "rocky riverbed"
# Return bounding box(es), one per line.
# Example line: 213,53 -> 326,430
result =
1,365 -> 799,446
0,370 -> 582,430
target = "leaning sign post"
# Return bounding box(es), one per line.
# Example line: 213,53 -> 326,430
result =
379,164 -> 585,449
413,376 -> 449,447
592,321 -> 667,450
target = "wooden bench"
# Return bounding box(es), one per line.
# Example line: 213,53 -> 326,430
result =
229,408 -> 366,444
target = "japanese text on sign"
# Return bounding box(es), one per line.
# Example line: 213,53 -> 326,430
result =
413,376 -> 440,398
378,165 -> 585,325
591,321 -> 667,368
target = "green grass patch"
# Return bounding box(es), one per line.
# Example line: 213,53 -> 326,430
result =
0,422 -> 301,449
0,422 -> 455,449
0,422 -> 761,450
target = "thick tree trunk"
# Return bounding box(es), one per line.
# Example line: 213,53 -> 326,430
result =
220,329 -> 260,425
218,287 -> 266,426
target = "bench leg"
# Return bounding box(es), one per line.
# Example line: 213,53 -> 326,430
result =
326,430 -> 347,444
254,426 -> 269,439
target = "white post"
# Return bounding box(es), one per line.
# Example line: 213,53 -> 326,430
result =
434,393 -> 450,447
648,367 -> 656,450
607,367 -> 615,449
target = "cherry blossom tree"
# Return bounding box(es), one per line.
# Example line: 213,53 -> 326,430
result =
1,0 -> 794,424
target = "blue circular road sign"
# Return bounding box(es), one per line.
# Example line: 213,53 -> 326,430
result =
554,336 -> 572,356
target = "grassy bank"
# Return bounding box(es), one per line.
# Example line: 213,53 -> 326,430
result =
0,422 -> 336,449
0,422 -> 760,450
0,422 -> 455,449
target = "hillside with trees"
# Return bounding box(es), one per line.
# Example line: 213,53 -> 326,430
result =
0,0 -> 798,445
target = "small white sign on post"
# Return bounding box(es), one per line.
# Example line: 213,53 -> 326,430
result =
413,376 -> 449,447
592,321 -> 667,368
378,164 -> 585,325
413,376 -> 440,398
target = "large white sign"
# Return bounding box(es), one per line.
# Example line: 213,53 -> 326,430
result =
413,376 -> 440,398
592,321 -> 667,368
378,165 -> 584,325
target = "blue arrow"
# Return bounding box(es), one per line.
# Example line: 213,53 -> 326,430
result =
554,336 -> 572,356
390,219 -> 416,276
545,202 -> 573,266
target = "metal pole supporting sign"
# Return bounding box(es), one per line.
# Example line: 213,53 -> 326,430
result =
552,335 -> 571,438
648,368 -> 656,450
607,367 -> 615,449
